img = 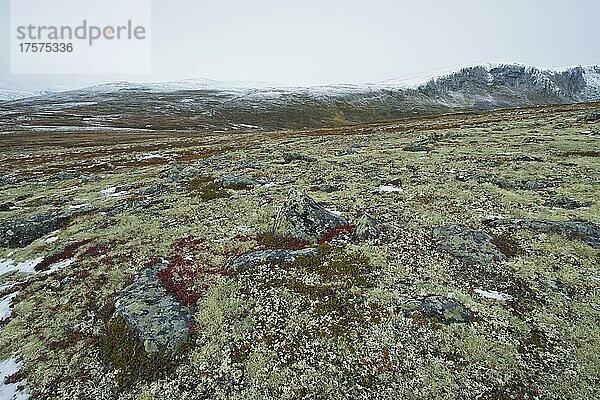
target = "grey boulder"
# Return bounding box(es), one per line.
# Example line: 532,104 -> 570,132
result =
433,225 -> 506,265
274,190 -> 348,242
0,207 -> 94,248
228,248 -> 317,273
114,262 -> 192,353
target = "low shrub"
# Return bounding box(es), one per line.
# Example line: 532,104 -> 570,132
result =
186,176 -> 230,201
100,317 -> 192,389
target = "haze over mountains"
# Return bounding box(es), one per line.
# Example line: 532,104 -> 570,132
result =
1,64 -> 599,133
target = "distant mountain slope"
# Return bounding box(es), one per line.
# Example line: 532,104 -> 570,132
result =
0,88 -> 35,102
0,80 -> 54,102
1,64 -> 599,133
418,65 -> 600,109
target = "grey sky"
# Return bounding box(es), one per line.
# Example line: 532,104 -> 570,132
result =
1,0 -> 599,90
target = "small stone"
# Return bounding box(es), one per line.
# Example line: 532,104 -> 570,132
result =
274,190 -> 348,242
513,155 -> 542,162
403,140 -> 432,152
489,177 -> 555,191
335,147 -> 357,156
0,207 -> 94,248
577,112 -> 600,122
215,174 -> 264,190
0,202 -> 15,212
459,174 -> 556,191
53,171 -> 81,181
0,177 -> 13,187
353,214 -> 381,241
140,183 -> 168,197
318,184 -> 340,193
399,296 -> 473,324
164,166 -> 183,183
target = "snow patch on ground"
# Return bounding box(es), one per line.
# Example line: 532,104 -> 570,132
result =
0,258 -> 43,276
325,209 -> 343,217
100,187 -> 127,198
1,254 -> 76,278
68,204 -> 90,210
378,185 -> 404,193
229,123 -> 260,130
0,281 -> 21,292
0,356 -> 30,400
474,289 -> 512,301
0,292 -> 19,321
45,236 -> 58,244
138,154 -> 168,161
44,258 -> 76,275
44,230 -> 60,244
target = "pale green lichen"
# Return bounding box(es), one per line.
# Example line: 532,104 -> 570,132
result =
0,103 -> 598,399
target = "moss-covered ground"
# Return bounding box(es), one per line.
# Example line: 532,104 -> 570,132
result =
0,102 -> 599,399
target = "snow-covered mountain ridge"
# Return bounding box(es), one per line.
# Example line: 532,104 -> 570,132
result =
1,64 -> 598,132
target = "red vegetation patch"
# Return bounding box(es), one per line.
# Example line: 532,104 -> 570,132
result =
35,239 -> 93,272
318,224 -> 355,245
172,236 -> 205,253
156,236 -> 227,305
97,297 -> 116,324
233,234 -> 253,243
251,225 -> 355,251
188,322 -> 198,337
359,348 -> 394,373
80,243 -> 111,258
156,258 -> 199,305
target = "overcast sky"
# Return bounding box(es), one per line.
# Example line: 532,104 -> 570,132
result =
1,0 -> 599,90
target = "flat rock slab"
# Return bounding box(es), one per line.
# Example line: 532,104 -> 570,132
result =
399,296 -> 473,324
489,177 -> 556,191
0,207 -> 94,248
403,140 -> 432,152
433,225 -> 506,265
114,262 -> 191,353
486,218 -> 600,249
457,174 -> 556,191
543,197 -> 592,210
282,152 -> 317,164
228,248 -> 317,273
215,174 -> 265,190
275,190 -> 348,242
